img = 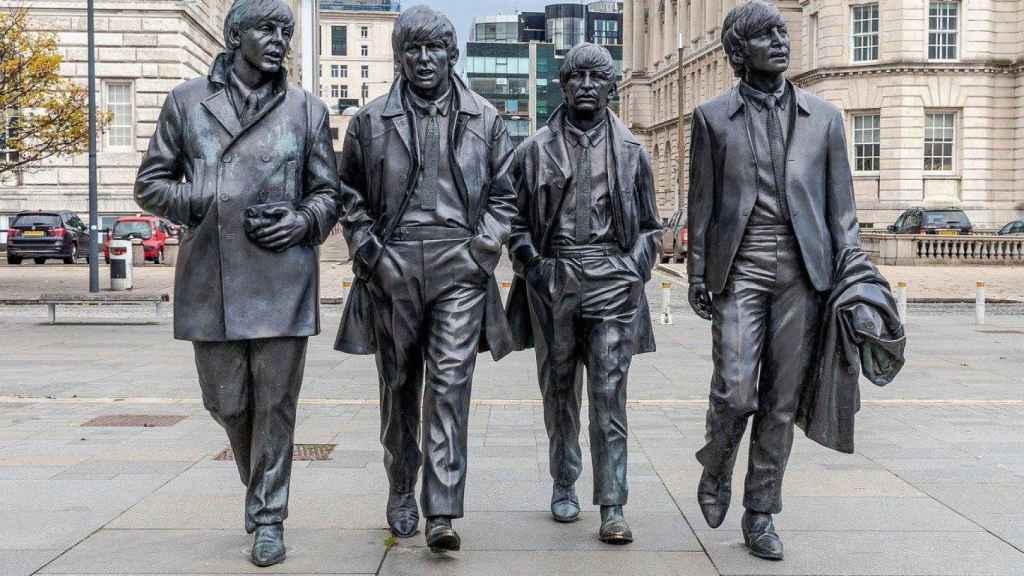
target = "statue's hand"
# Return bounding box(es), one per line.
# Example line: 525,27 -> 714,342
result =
249,206 -> 310,252
688,279 -> 713,321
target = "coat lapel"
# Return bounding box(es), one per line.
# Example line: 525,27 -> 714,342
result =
200,90 -> 241,138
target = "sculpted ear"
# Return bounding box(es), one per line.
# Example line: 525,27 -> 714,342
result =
227,26 -> 242,50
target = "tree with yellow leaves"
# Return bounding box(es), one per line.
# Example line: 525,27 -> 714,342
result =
0,7 -> 102,178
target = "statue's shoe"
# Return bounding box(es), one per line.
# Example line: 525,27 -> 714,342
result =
742,510 -> 784,561
598,505 -> 633,545
697,468 -> 731,528
551,484 -> 580,523
386,491 -> 419,538
250,523 -> 286,567
425,517 -> 461,553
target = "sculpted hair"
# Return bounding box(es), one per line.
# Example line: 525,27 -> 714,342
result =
391,5 -> 459,65
721,0 -> 786,78
223,0 -> 295,53
559,42 -> 616,85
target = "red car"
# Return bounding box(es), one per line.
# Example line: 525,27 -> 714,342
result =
102,216 -> 173,264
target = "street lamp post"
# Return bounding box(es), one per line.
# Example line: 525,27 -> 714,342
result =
87,0 -> 99,292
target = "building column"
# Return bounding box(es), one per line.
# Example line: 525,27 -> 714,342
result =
623,0 -> 633,72
633,0 -> 646,70
664,0 -> 676,62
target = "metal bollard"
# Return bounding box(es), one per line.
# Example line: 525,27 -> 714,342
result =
976,281 -> 986,326
341,277 -> 353,302
131,238 -> 145,267
660,281 -> 673,325
109,239 -> 133,291
896,281 -> 907,324
500,280 -> 512,305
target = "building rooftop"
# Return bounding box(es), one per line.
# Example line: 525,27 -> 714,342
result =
320,0 -> 400,12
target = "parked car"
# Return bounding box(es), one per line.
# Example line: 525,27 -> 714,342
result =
102,215 -> 172,264
996,219 -> 1024,235
887,208 -> 974,235
6,210 -> 90,265
661,209 -> 688,263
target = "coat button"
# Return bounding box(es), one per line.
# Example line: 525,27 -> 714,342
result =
220,194 -> 229,201
742,208 -> 751,216
261,155 -> 271,162
222,155 -> 234,163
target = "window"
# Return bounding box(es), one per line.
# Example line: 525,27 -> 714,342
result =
331,64 -> 340,78
340,65 -> 348,78
852,113 -> 881,172
360,25 -> 369,39
851,4 -> 879,62
809,13 -> 819,68
331,85 -> 340,98
928,2 -> 959,61
361,65 -> 369,79
105,82 -> 133,149
331,26 -> 347,56
340,85 -> 349,98
592,19 -> 619,45
0,111 -> 18,165
360,45 -> 368,57
924,112 -> 956,172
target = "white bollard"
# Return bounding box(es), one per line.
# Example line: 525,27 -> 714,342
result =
500,280 -> 512,305
896,281 -> 907,324
341,277 -> 353,302
976,281 -> 986,326
660,281 -> 673,325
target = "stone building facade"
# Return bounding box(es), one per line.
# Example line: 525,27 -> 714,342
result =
621,0 -> 1024,229
0,0 -> 236,232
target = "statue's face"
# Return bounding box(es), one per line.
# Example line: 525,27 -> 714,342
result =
236,17 -> 293,75
562,65 -> 615,114
400,39 -> 452,93
743,22 -> 790,77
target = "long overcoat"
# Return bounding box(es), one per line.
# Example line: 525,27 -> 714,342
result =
333,75 -> 517,360
504,106 -> 662,353
687,82 -> 861,294
135,53 -> 339,341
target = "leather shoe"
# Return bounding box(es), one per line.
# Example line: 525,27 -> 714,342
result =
697,468 -> 731,528
386,490 -> 419,537
250,523 -> 286,567
551,484 -> 580,523
425,516 -> 461,553
598,505 -> 633,545
741,510 -> 784,560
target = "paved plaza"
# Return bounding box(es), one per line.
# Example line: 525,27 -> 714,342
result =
1,263 -> 1023,575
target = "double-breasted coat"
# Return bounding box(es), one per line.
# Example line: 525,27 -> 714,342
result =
333,75 -> 517,359
504,106 -> 662,353
135,53 -> 340,341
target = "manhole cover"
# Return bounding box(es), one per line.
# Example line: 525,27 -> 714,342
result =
214,443 -> 337,461
82,415 -> 187,427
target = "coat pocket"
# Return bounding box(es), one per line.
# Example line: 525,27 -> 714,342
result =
188,159 -> 207,226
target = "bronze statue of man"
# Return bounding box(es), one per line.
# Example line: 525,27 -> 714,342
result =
505,42 -> 662,545
687,0 -> 860,561
135,0 -> 339,566
334,5 -> 516,553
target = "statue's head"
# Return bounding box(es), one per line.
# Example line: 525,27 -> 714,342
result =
223,0 -> 295,75
559,42 -> 617,115
721,0 -> 790,80
392,5 -> 458,95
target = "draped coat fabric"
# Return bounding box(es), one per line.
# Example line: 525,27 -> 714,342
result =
504,107 -> 662,353
687,82 -> 861,294
135,53 -> 340,342
797,247 -> 907,453
333,75 -> 517,360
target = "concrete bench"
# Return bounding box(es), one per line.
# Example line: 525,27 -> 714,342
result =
38,293 -> 170,324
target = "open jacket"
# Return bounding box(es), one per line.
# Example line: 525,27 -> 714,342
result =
135,53 -> 339,341
334,75 -> 517,360
504,106 -> 662,353
687,82 -> 860,294
796,247 -> 907,453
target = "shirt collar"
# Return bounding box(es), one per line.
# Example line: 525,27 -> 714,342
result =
406,86 -> 452,117
228,67 -> 274,110
563,114 -> 607,148
739,80 -> 788,112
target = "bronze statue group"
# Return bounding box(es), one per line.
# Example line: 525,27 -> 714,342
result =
135,0 -> 905,568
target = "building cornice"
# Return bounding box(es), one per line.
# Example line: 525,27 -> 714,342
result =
794,60 -> 1024,84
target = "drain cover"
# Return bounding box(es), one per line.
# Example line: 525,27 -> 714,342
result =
82,415 -> 187,427
214,443 -> 337,461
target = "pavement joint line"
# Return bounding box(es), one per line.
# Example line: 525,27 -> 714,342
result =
3,396 -> 1024,406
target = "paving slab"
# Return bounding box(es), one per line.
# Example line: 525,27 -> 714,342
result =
1,550 -> 63,576
379,549 -> 719,576
40,528 -> 388,574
